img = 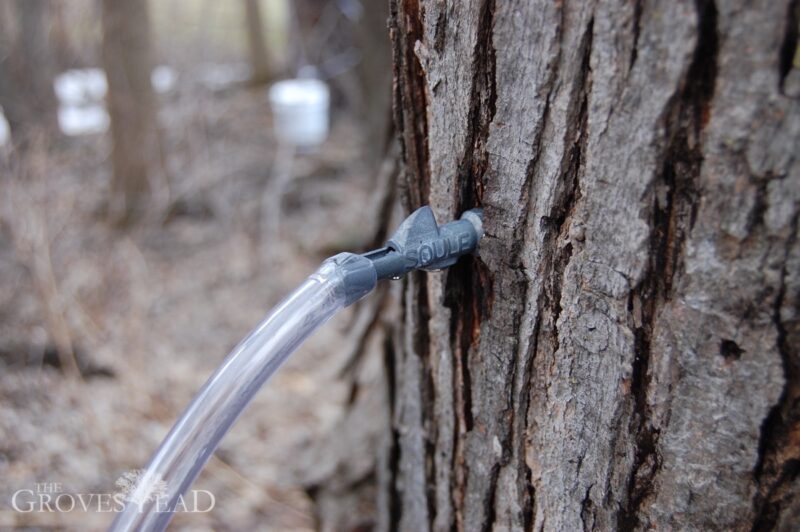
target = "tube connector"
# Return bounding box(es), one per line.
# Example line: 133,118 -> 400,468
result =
362,206 -> 484,281
324,252 -> 377,306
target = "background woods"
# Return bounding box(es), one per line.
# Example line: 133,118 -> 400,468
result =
0,1 -> 392,529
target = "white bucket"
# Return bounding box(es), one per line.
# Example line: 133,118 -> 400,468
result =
268,78 -> 330,148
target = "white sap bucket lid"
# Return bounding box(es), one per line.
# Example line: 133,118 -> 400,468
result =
268,78 -> 330,148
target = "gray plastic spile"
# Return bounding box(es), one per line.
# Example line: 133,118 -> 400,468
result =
324,207 -> 483,306
361,206 -> 484,281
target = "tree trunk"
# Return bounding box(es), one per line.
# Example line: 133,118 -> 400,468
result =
101,0 -> 159,225
50,0 -> 81,72
0,0 -> 59,143
244,0 -> 273,85
353,0 -> 393,169
313,0 -> 800,530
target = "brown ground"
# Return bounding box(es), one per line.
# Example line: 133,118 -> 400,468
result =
0,83 -> 378,530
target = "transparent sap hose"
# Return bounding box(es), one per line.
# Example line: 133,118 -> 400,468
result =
109,254 -> 375,532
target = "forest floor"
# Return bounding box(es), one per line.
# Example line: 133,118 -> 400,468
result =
0,82 -> 380,530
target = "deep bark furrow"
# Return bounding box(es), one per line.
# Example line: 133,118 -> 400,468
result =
384,333 -> 402,532
480,6 -> 568,527
547,14 -> 592,338
457,2 -> 571,527
580,483 -> 596,532
752,210 -> 800,529
390,2 -> 437,524
397,271 -> 435,531
621,2 -> 718,527
444,257 -> 489,530
481,463 -> 501,532
390,0 -> 431,207
520,315 -> 541,532
443,4 -> 502,506
415,271 -> 436,525
454,0 -> 496,209
629,0 -> 643,70
515,4 -> 600,530
779,0 -> 799,94
443,2 -> 498,522
617,0 -> 717,530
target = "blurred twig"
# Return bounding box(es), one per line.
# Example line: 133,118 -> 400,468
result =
207,454 -> 314,528
0,143 -> 82,378
259,140 -> 296,259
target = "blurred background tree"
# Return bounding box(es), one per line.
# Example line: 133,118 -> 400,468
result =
101,0 -> 161,225
0,0 -> 59,143
244,0 -> 275,85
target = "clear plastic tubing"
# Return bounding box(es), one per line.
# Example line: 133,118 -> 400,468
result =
109,253 -> 376,532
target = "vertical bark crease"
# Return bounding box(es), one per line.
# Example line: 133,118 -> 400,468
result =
540,13 -> 593,386
436,1 -> 498,529
779,0 -> 799,95
629,0 -> 643,70
384,333 -> 402,532
621,1 -> 718,527
455,0 -> 496,210
390,0 -> 431,207
520,315 -> 541,532
444,259 -> 492,529
413,271 -> 437,526
520,5 -> 595,530
752,210 -> 800,529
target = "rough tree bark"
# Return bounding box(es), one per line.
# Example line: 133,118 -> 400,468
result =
101,0 -> 159,225
312,0 -> 800,530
